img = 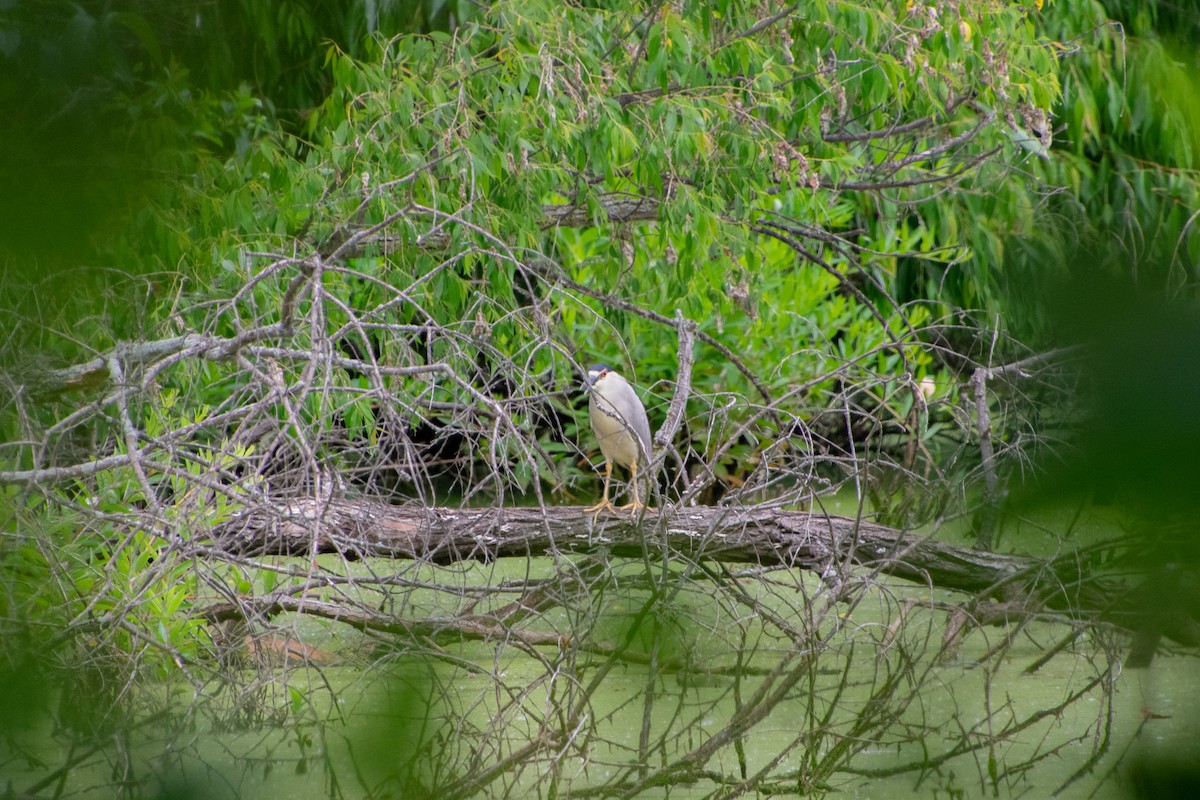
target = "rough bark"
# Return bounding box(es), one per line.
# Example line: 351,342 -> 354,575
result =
210,499 -> 1200,648
215,499 -> 996,577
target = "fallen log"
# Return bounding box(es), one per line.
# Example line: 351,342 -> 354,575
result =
209,499 -> 1200,650
215,499 -> 1027,585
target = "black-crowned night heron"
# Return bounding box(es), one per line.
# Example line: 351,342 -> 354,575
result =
585,363 -> 653,514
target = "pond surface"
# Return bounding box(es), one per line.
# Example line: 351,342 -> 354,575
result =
4,505 -> 1198,799
6,647 -> 1194,799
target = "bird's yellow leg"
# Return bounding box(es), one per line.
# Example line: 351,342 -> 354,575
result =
585,460 -> 617,515
618,460 -> 653,513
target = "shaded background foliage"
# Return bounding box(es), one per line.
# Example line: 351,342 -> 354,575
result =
0,0 -> 470,356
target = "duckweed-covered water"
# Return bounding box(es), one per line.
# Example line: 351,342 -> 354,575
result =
4,510 -> 1197,799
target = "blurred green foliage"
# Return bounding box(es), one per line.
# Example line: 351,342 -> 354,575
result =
1001,0 -> 1200,333
0,0 -> 471,365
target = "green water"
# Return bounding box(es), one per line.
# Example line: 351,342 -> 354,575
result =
9,629 -> 1193,798
5,635 -> 1194,798
4,507 -> 1197,799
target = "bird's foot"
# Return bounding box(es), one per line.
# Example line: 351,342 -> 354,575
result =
585,499 -> 617,517
617,501 -> 654,514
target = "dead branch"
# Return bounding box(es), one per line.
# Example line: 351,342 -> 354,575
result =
210,500 -> 1200,647
540,194 -> 661,228
201,595 -> 566,648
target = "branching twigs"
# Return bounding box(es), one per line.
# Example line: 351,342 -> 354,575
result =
649,311 -> 695,490
733,2 -> 801,40
522,258 -> 777,407
970,345 -> 1082,550
207,500 -> 1189,646
540,193 -> 661,228
201,595 -> 566,648
13,256 -> 320,403
21,334 -> 210,397
821,93 -> 977,144
750,219 -> 911,349
971,365 -> 1002,551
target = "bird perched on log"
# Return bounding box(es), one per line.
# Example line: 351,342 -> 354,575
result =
585,363 -> 653,514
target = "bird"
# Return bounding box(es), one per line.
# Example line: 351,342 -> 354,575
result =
585,363 -> 654,514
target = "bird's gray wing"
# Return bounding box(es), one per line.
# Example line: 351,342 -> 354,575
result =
618,389 -> 653,464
